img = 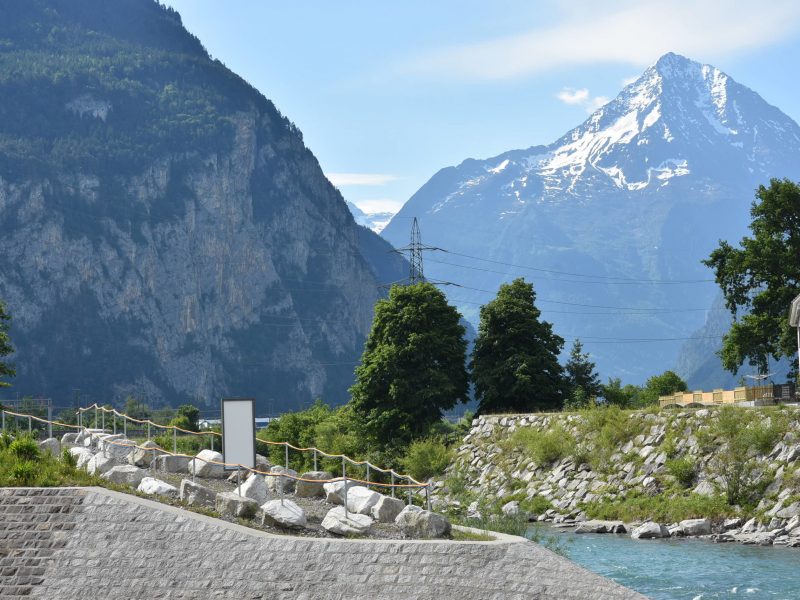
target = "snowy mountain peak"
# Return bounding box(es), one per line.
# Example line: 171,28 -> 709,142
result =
441,53 -> 800,200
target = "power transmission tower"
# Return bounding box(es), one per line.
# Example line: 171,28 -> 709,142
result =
409,217 -> 424,283
392,217 -> 442,285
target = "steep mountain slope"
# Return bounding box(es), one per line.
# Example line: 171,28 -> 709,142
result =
382,53 -> 800,384
0,0 -> 407,411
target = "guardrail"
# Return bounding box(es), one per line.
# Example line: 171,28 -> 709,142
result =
1,404 -> 431,516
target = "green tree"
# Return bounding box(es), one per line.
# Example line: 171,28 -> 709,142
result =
704,179 -> 800,375
601,378 -> 641,407
564,339 -> 601,399
0,300 -> 15,387
170,404 -> 200,431
636,370 -> 688,407
350,283 -> 468,453
471,278 -> 565,414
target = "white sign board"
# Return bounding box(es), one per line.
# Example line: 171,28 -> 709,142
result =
221,398 -> 255,470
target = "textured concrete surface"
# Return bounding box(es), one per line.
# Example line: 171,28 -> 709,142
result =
0,487 -> 645,599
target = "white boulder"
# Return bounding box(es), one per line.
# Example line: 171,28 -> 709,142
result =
127,440 -> 161,468
323,480 -> 356,505
86,454 -> 118,475
179,479 -> 217,507
235,474 -> 269,505
154,454 -> 190,473
61,432 -> 79,445
38,438 -> 61,456
395,505 -> 451,538
189,449 -> 226,478
102,465 -> 146,487
631,522 -> 669,539
676,518 -> 711,537
261,499 -> 307,528
295,471 -> 333,498
215,492 -> 259,519
70,447 -> 94,470
345,486 -> 382,515
137,477 -> 178,497
321,506 -> 373,536
265,466 -> 297,494
370,495 -> 405,523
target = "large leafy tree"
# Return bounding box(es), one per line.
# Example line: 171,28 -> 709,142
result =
704,179 -> 800,375
471,278 -> 565,414
565,339 -> 601,399
0,300 -> 15,387
350,283 -> 468,452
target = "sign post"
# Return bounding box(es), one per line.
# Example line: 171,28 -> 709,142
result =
221,398 -> 256,472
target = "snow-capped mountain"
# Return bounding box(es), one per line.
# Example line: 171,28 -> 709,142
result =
382,52 -> 800,385
346,201 -> 394,233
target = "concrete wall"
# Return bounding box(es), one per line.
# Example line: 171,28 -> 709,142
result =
0,487 -> 644,599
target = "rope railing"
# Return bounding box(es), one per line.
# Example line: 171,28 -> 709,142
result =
74,403 -> 426,489
0,405 -> 431,511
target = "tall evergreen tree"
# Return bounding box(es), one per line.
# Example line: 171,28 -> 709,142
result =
470,278 -> 565,414
350,283 -> 468,452
0,300 -> 15,387
564,339 -> 601,399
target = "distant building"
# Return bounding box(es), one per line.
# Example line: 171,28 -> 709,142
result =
199,417 -> 274,431
659,383 -> 796,408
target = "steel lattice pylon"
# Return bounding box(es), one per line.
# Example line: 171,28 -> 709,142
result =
409,217 -> 424,284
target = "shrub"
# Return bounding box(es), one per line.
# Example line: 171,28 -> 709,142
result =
11,460 -> 37,486
510,424 -> 575,466
707,406 -> 788,506
9,436 -> 40,461
666,456 -> 696,488
521,495 -> 552,516
400,438 -> 454,481
61,447 -> 77,468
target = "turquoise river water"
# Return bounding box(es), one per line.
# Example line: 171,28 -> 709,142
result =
527,526 -> 800,599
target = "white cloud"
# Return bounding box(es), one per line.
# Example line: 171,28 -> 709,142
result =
349,198 -> 404,214
326,172 -> 398,186
622,75 -> 640,86
403,0 -> 800,81
557,88 -> 609,113
556,88 -> 590,105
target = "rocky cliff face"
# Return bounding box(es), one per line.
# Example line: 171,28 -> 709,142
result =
0,0 -> 407,410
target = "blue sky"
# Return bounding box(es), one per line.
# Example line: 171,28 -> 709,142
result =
164,0 -> 800,215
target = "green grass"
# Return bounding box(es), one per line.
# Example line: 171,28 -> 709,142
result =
507,423 -> 575,466
582,492 -> 736,523
451,528 -> 495,541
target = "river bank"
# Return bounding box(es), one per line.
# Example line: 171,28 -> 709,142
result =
434,406 -> 800,550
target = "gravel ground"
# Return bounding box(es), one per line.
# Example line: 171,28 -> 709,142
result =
149,469 -> 409,539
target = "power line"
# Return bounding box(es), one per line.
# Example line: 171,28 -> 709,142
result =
431,248 -> 716,284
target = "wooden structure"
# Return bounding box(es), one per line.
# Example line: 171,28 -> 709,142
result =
659,383 -> 796,408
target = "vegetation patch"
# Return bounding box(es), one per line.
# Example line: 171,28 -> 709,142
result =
582,492 -> 735,523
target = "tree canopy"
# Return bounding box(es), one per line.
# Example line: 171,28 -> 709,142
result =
349,283 -> 468,452
470,278 -> 565,414
704,178 -> 800,375
565,339 -> 601,399
0,300 -> 15,387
